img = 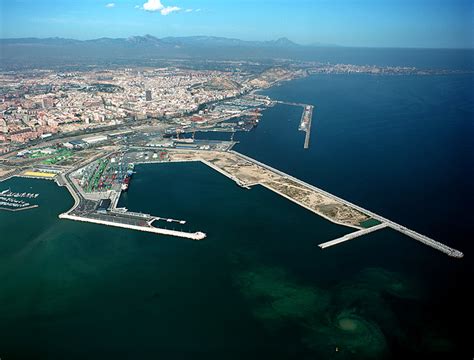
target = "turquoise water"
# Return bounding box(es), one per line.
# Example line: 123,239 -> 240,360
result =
1,73 -> 473,358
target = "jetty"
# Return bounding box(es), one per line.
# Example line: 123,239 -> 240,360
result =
276,101 -> 314,149
299,105 -> 314,149
318,223 -> 388,249
230,151 -> 464,258
59,213 -> 205,240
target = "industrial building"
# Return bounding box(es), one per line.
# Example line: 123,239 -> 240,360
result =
63,139 -> 87,149
82,135 -> 108,145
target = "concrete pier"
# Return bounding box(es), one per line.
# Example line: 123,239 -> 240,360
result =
298,105 -> 314,149
59,213 -> 206,240
318,223 -> 388,249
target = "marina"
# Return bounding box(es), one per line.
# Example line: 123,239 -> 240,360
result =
0,188 -> 40,211
0,189 -> 39,199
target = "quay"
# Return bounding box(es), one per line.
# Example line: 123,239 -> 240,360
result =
318,223 -> 388,249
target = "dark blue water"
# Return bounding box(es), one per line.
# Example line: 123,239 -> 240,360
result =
238,74 -> 474,249
172,74 -> 474,358
230,73 -> 474,356
1,73 -> 473,359
131,73 -> 474,357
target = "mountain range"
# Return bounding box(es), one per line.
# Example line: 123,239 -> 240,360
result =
1,34 -> 304,48
0,35 -> 338,68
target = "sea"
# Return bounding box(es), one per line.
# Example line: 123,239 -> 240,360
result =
0,53 -> 473,359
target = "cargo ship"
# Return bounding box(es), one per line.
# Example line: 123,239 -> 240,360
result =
121,176 -> 130,191
121,164 -> 134,191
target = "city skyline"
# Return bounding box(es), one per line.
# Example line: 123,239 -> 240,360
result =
1,0 -> 473,49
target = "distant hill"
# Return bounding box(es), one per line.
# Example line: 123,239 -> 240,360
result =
0,35 -> 329,68
160,36 -> 300,48
0,35 -> 306,52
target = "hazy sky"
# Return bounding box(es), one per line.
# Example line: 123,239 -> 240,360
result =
1,0 -> 473,48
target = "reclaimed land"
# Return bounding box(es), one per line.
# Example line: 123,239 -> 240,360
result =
167,149 -> 371,229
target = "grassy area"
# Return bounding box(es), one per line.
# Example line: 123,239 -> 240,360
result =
359,218 -> 382,228
24,147 -> 75,165
41,150 -> 74,165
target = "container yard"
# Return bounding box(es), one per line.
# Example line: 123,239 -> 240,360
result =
71,153 -> 136,194
59,150 -> 207,241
